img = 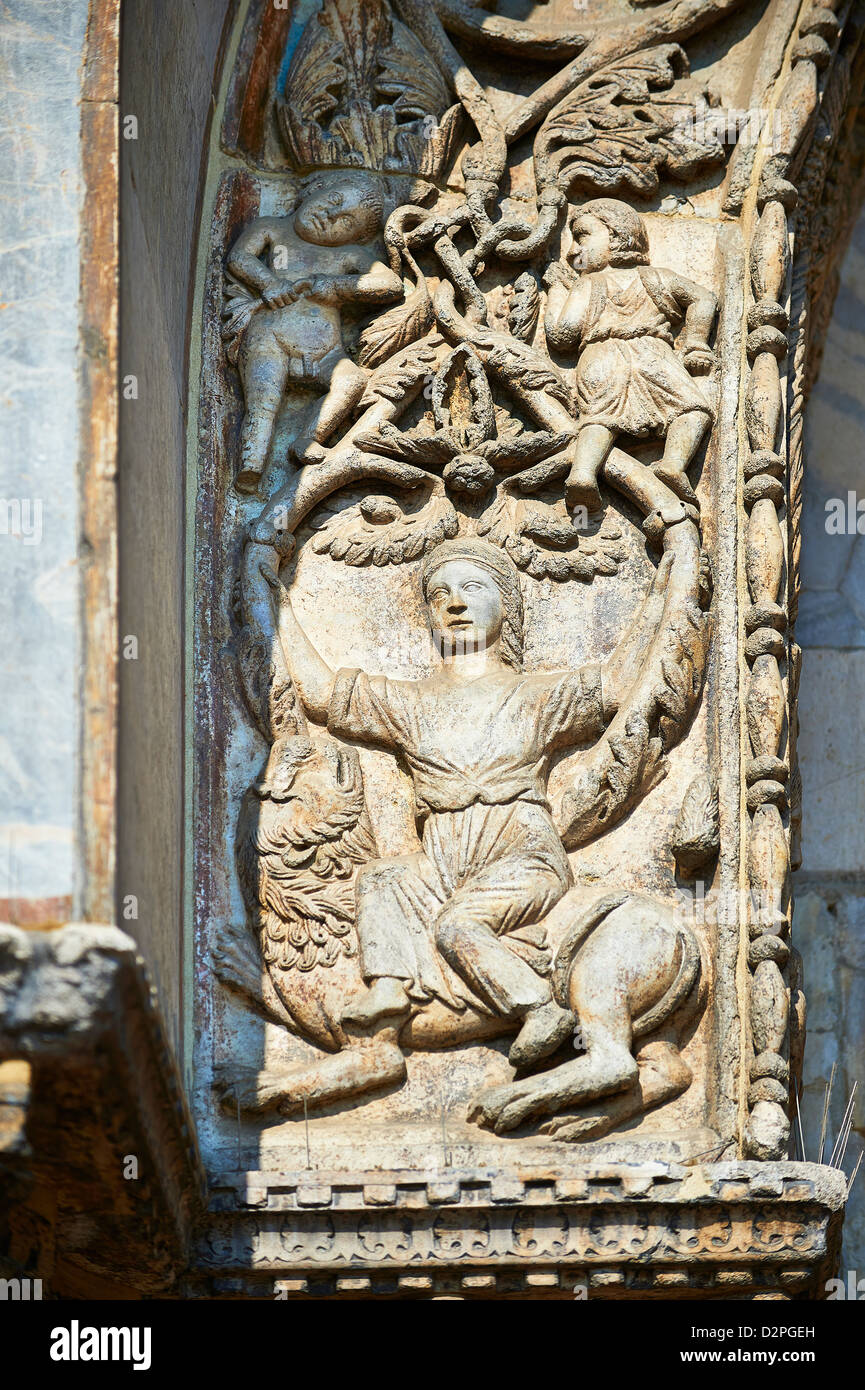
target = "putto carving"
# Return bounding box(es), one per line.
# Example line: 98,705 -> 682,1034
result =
545,198 -> 717,513
223,172 -> 401,492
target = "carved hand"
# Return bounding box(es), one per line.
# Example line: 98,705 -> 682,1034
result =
682,342 -> 716,376
261,276 -> 313,308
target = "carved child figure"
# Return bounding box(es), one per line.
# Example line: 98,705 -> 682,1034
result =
545,198 -> 717,513
224,172 -> 402,493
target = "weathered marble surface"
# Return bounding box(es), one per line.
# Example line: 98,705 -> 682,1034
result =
795,203 -> 865,1273
0,1 -> 89,920
119,0 -> 234,1057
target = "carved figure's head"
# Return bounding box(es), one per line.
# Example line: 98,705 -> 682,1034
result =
293,172 -> 385,246
421,539 -> 523,670
568,198 -> 650,271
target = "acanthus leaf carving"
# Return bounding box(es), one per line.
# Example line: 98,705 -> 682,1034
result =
534,44 -> 725,198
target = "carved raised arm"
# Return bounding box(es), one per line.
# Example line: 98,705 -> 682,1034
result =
555,453 -> 710,849
263,566 -> 336,724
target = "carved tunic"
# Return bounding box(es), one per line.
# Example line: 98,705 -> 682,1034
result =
328,664 -> 606,815
574,269 -> 712,436
327,663 -> 606,1008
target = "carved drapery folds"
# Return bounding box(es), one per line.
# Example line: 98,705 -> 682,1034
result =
188,0 -> 862,1209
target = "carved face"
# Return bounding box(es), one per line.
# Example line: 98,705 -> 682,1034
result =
293,176 -> 380,246
425,559 -> 505,655
569,213 -> 612,273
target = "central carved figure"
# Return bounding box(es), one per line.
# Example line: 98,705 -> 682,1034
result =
224,527 -> 706,1138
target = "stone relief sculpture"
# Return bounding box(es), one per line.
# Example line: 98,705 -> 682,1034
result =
193,0 -> 812,1176
223,524 -> 707,1137
208,0 -> 726,1148
224,172 -> 402,490
544,198 -> 717,512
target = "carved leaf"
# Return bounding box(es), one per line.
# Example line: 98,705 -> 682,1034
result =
477,495 -> 624,582
309,490 -> 458,566
508,271 -> 541,343
221,273 -> 258,367
354,421 -> 454,465
236,627 -> 306,743
376,19 -> 450,119
485,346 -> 573,407
671,773 -> 720,876
357,334 -> 441,408
279,0 -> 454,176
358,283 -> 435,368
558,531 -> 711,849
536,45 -> 725,197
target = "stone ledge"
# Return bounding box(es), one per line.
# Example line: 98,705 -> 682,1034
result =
207,1160 -> 847,1212
0,923 -> 205,1297
195,1161 -> 846,1300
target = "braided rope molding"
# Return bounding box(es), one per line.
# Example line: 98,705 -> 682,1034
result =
741,0 -> 848,1160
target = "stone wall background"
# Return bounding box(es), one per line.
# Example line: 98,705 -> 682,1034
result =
0,0 -> 89,925
119,0 -> 233,1060
0,0 -> 861,1283
795,207 -> 865,1272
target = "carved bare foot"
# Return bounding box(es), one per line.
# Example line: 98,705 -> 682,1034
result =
653,461 -> 698,506
508,1000 -> 573,1070
565,468 -> 603,516
468,1074 -> 557,1134
235,463 -> 264,494
341,977 -> 411,1029
291,435 -> 327,466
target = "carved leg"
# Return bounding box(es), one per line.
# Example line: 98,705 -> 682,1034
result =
237,345 -> 290,493
218,1036 -> 407,1117
469,1032 -> 638,1134
654,408 -> 710,504
564,424 -> 616,515
469,967 -> 639,1134
293,357 -> 367,463
435,908 -> 572,1067
538,1039 -> 692,1142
